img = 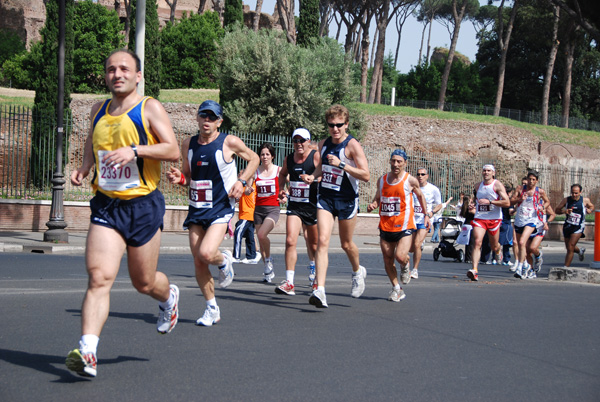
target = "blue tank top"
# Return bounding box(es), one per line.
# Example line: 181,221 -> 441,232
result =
565,196 -> 585,226
286,150 -> 318,210
184,132 -> 236,224
319,135 -> 359,200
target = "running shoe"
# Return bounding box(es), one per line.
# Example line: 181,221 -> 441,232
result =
509,261 -> 519,273
157,284 -> 179,334
308,263 -> 316,285
309,288 -> 328,308
484,261 -> 493,265
579,247 -> 586,261
350,265 -> 367,298
534,251 -> 543,272
66,347 -> 97,378
388,288 -> 406,302
219,250 -> 234,288
410,269 -> 419,279
246,253 -> 262,264
467,269 -> 478,281
522,262 -> 531,279
275,280 -> 295,295
400,262 -> 411,285
495,253 -> 503,265
196,305 -> 221,326
263,259 -> 275,283
526,269 -> 537,279
501,261 -> 511,266
491,260 -> 497,265
514,263 -> 523,279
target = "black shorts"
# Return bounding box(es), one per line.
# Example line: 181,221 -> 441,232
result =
286,208 -> 317,226
563,223 -> 585,239
379,229 -> 414,243
90,189 -> 165,247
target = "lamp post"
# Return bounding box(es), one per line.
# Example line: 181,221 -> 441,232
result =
44,0 -> 68,243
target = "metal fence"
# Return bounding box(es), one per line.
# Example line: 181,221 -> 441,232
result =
1,104 -> 599,214
382,98 -> 600,133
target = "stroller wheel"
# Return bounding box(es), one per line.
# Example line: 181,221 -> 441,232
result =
433,248 -> 440,261
456,249 -> 464,263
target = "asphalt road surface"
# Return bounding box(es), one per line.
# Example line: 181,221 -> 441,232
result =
1,249 -> 598,401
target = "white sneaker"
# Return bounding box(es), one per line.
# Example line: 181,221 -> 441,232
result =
263,259 -> 275,283
157,284 -> 179,334
196,305 -> 221,326
534,251 -> 543,272
246,253 -> 262,264
350,265 -> 367,298
388,288 -> 406,302
514,263 -> 523,279
509,261 -> 518,273
218,250 -> 234,288
410,269 -> 419,279
308,264 -> 316,284
309,288 -> 328,308
579,247 -> 586,261
400,261 -> 411,285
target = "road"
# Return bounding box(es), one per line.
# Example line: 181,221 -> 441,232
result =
0,249 -> 598,401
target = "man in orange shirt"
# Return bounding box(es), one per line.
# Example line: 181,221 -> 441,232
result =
233,172 -> 261,264
368,150 -> 428,302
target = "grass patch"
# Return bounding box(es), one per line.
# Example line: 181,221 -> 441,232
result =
0,95 -> 34,108
159,88 -> 219,104
351,102 -> 600,149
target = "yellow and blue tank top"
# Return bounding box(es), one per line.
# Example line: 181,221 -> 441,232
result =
91,97 -> 161,200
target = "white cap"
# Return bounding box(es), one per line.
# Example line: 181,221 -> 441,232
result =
292,128 -> 311,141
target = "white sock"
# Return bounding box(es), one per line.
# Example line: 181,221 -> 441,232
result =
206,298 -> 217,308
393,284 -> 401,291
80,334 -> 99,354
286,270 -> 294,283
317,285 -> 325,292
159,289 -> 175,309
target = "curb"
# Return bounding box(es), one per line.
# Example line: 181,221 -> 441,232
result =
548,266 -> 600,284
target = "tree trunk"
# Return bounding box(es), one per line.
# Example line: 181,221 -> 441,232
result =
319,1 -> 332,37
541,5 -> 560,126
418,21 -> 427,65
493,0 -> 519,117
198,0 -> 209,14
368,3 -> 389,104
253,0 -> 263,31
370,28 -> 378,69
276,0 -> 296,44
437,0 -> 468,111
425,12 -> 434,65
360,27 -> 370,103
123,0 -> 131,44
166,0 -> 178,24
561,31 -> 576,128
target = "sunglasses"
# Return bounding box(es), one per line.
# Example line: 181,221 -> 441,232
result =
327,122 -> 345,128
198,111 -> 219,121
293,138 -> 308,144
416,173 -> 427,176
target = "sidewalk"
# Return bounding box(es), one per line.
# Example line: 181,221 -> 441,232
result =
0,229 -> 580,255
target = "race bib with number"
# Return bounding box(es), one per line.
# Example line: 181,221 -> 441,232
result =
289,181 -> 310,203
189,179 -> 213,208
414,205 -> 423,214
566,212 -> 581,225
518,206 -> 535,218
321,165 -> 344,191
380,196 -> 401,216
477,204 -> 494,212
257,179 -> 276,197
97,150 -> 140,191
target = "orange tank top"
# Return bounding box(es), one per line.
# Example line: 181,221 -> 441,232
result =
379,172 -> 416,232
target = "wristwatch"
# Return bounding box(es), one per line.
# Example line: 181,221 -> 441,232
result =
238,178 -> 247,187
338,161 -> 346,169
130,144 -> 138,159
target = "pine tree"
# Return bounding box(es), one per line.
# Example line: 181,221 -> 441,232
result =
128,0 -> 161,98
297,0 -> 320,47
224,0 -> 243,28
31,0 -> 74,189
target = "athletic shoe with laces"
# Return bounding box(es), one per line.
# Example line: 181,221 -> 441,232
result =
510,261 -> 519,272
350,265 -> 367,298
579,247 -> 586,261
514,263 -> 523,278
196,305 -> 221,326
526,269 -> 537,279
467,269 -> 478,281
522,262 -> 531,279
400,262 -> 411,285
263,259 -> 275,283
245,253 -> 262,264
218,250 -> 235,288
66,346 -> 97,377
388,288 -> 406,302
534,251 -> 543,272
502,261 -> 511,266
157,284 -> 179,334
410,269 -> 419,279
275,279 -> 295,295
308,264 -> 316,284
309,288 -> 328,308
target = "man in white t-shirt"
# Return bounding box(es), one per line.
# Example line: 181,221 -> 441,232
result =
407,167 -> 442,281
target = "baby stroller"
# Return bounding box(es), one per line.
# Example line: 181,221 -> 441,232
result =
433,217 -> 464,262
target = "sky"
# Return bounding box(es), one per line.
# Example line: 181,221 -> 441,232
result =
245,0 -> 483,74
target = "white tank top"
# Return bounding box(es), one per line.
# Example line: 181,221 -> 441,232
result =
474,180 -> 502,220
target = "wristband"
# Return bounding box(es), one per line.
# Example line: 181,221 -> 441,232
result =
130,144 -> 138,159
179,175 -> 185,186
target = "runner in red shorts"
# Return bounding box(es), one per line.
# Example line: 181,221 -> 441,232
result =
468,164 -> 510,281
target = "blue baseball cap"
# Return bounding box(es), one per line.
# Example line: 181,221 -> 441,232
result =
198,100 -> 223,119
